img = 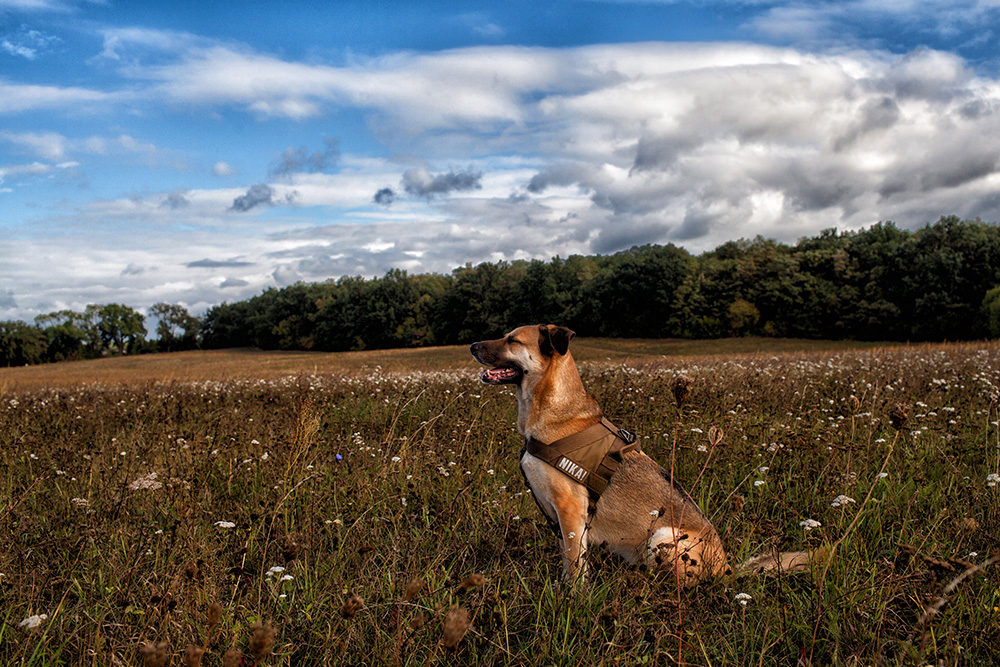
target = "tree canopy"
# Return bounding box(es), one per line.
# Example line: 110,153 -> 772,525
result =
4,216 -> 1000,367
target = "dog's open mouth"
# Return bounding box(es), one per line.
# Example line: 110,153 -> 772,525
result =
480,366 -> 522,385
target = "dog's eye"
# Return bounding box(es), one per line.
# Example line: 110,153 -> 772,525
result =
507,337 -> 522,346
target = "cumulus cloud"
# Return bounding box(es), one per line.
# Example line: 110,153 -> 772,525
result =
162,188 -> 190,209
373,187 -> 395,206
229,183 -> 274,212
402,166 -> 483,198
268,137 -> 340,177
213,161 -> 236,177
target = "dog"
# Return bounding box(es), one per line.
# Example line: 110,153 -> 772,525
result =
471,324 -> 815,586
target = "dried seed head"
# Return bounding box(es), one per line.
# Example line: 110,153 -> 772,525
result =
183,644 -> 205,667
409,613 -> 427,631
848,395 -> 860,413
455,573 -> 485,593
670,375 -> 693,408
441,605 -> 471,648
207,602 -> 223,629
708,426 -> 724,447
960,517 -> 979,533
889,403 -> 910,430
341,593 -> 364,619
249,621 -> 276,663
222,648 -> 243,667
404,578 -> 425,602
140,641 -> 169,667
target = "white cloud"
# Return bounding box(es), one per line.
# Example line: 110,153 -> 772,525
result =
0,81 -> 111,113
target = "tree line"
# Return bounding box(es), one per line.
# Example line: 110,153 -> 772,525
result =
4,216 -> 1000,366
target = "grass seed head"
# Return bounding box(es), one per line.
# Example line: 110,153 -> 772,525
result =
207,602 -> 223,629
404,578 -> 425,601
183,644 -> 204,667
708,425 -> 724,447
441,605 -> 471,648
670,375 -> 693,408
889,402 -> 910,430
455,573 -> 485,593
223,648 -> 243,667
249,621 -> 276,663
140,641 -> 170,667
849,395 -> 860,413
341,593 -> 364,619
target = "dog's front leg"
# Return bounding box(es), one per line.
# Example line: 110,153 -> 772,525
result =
553,494 -> 590,583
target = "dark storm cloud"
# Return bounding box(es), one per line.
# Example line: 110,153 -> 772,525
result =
186,258 -> 254,268
230,183 -> 274,212
269,137 -> 340,177
220,277 -> 249,288
401,166 -> 482,198
373,187 -> 395,206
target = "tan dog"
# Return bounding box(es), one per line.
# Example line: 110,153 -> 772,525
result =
471,324 -> 813,586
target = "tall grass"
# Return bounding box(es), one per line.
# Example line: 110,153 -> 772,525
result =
1,341 -> 998,665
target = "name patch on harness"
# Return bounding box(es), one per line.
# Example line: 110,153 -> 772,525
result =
556,456 -> 588,482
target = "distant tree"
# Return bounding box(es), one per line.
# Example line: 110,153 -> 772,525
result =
96,303 -> 147,355
983,286 -> 1000,339
34,308 -> 102,360
0,321 -> 47,366
150,303 -> 202,351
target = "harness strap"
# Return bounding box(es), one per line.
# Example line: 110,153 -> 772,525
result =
523,417 -> 640,502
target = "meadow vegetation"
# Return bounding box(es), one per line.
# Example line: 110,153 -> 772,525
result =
1,339 -> 998,665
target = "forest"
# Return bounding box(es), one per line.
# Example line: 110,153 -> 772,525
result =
4,215 -> 1000,366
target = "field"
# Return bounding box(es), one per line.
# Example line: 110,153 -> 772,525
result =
1,338 -> 998,666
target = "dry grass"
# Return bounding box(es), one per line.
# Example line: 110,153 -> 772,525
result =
1,338 -> 998,665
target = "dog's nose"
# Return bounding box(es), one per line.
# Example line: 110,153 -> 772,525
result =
470,342 -> 482,355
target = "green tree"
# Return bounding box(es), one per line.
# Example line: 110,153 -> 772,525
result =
150,303 -> 202,351
96,303 -> 147,355
983,286 -> 1000,339
0,321 -> 47,366
34,308 -> 102,360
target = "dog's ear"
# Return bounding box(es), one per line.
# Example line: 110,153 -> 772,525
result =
538,324 -> 575,356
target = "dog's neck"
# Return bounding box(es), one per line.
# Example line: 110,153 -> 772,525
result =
515,350 -> 602,444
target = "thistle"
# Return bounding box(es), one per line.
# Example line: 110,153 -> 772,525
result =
249,620 -> 276,665
889,403 -> 910,430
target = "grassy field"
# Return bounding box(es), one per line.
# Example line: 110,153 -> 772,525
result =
1,337 -> 998,665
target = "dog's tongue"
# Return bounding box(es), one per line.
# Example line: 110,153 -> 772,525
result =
481,367 -> 518,383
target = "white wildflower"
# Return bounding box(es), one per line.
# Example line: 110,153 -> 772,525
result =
391,456 -> 401,463
754,480 -> 766,487
831,495 -> 856,508
128,472 -> 163,492
19,614 -> 48,630
799,519 -> 822,531
214,520 -> 236,529
987,473 -> 1000,488
734,593 -> 752,607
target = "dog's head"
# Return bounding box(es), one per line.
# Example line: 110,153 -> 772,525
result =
470,324 -> 576,386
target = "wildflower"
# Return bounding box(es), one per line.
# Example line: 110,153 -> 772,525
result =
129,472 -> 163,492
214,521 -> 236,529
754,480 -> 766,487
266,565 -> 286,577
140,640 -> 169,667
456,573 -> 486,592
734,593 -> 752,607
335,454 -> 343,461
831,495 -> 856,508
260,452 -> 270,461
987,473 -> 1000,488
391,456 -> 401,463
799,519 -> 822,531
877,472 -> 889,479
71,497 -> 89,507
19,614 -> 48,630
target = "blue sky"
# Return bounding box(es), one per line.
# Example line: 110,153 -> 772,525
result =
2,0 -> 999,323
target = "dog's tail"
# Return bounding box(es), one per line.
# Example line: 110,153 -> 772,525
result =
734,547 -> 829,576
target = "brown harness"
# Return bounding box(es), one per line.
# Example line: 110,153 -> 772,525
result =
522,417 -> 641,502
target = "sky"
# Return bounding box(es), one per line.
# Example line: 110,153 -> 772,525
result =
2,0 -> 999,324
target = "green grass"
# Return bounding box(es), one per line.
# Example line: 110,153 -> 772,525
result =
1,340 -> 999,665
